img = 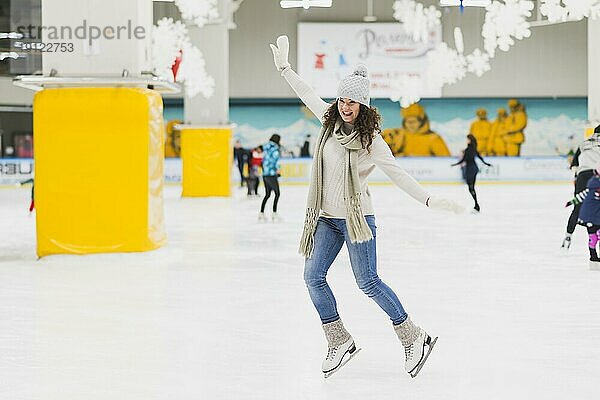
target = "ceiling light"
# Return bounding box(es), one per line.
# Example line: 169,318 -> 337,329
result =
280,0 -> 333,10
440,0 -> 491,7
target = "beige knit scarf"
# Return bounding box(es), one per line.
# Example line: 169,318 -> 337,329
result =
299,118 -> 373,258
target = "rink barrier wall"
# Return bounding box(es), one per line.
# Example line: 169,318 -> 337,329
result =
205,156 -> 574,185
0,156 -> 573,188
32,88 -> 167,257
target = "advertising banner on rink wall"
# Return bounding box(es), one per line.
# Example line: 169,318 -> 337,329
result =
163,157 -> 574,185
297,22 -> 442,99
275,157 -> 573,184
0,159 -> 33,185
0,157 -> 572,187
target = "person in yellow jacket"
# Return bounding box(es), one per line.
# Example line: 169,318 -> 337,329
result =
504,99 -> 527,156
165,119 -> 183,157
469,108 -> 492,155
382,103 -> 450,156
487,108 -> 508,156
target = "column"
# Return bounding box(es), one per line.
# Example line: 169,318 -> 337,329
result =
41,0 -> 152,76
184,0 -> 229,125
589,17 -> 600,122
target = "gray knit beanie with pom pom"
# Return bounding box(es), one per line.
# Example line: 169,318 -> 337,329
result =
337,64 -> 370,107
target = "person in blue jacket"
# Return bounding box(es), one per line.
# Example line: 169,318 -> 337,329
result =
565,163 -> 600,271
259,134 -> 282,222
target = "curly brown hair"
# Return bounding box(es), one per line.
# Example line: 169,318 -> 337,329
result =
322,100 -> 382,152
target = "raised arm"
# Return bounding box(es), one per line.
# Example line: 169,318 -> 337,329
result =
269,35 -> 329,121
281,68 -> 329,121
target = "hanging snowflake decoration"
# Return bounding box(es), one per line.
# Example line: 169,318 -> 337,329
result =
482,0 -> 534,57
178,42 -> 216,98
388,2 -> 497,104
175,0 -> 220,28
466,48 -> 491,76
540,0 -> 600,22
561,0 -> 598,20
393,0 -> 441,43
152,17 -> 214,98
152,18 -> 188,82
539,0 -> 569,21
592,1 -> 600,17
390,74 -> 424,107
427,42 -> 467,87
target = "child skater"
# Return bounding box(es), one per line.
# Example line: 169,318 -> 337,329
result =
565,163 -> 600,271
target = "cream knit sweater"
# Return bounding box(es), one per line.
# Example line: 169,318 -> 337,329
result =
282,68 -> 430,218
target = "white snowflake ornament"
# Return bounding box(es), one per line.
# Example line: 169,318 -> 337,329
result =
175,0 -> 220,28
151,17 -> 215,98
539,0 -> 569,21
563,0 -> 597,20
592,2 -> 600,18
466,49 -> 491,77
427,42 -> 467,87
540,0 -> 600,21
152,18 -> 188,82
482,0 -> 533,57
390,74 -> 424,108
393,0 -> 441,43
178,42 -> 216,98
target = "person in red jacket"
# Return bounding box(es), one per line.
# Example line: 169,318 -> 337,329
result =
247,146 -> 264,196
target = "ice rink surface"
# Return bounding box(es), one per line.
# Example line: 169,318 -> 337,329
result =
1,182 -> 599,400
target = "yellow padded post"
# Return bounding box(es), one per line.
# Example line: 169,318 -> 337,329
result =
180,127 -> 232,197
34,88 -> 166,257
585,126 -> 595,139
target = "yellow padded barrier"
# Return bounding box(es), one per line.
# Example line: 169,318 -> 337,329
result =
585,126 -> 595,139
180,127 -> 232,197
34,88 -> 166,257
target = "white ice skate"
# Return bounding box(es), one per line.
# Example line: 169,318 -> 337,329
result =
321,319 -> 360,378
404,330 -> 437,378
322,337 -> 361,378
271,212 -> 282,223
590,260 -> 600,271
394,317 -> 437,378
561,235 -> 571,250
258,212 -> 267,222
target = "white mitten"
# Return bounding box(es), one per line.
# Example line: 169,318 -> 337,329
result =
427,196 -> 465,214
269,35 -> 291,72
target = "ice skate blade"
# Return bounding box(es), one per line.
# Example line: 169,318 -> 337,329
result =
323,347 -> 361,379
410,336 -> 438,378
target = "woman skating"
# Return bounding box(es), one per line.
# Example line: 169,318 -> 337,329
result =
452,134 -> 492,213
269,35 -> 464,378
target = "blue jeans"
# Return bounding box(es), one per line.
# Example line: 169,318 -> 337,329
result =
303,216 -> 408,325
